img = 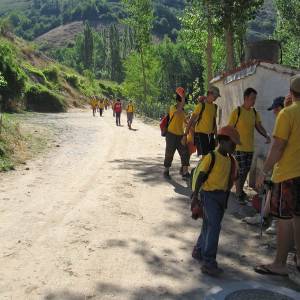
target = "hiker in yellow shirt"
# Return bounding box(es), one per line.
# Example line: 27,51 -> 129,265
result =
126,101 -> 135,130
228,87 -> 270,204
182,86 -> 220,156
163,87 -> 190,179
90,97 -> 98,117
191,126 -> 240,276
104,99 -> 109,110
255,75 -> 300,277
98,99 -> 105,117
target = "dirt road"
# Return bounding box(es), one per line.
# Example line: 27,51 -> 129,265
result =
0,110 -> 298,299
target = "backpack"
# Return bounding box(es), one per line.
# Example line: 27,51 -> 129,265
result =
234,106 -> 257,128
160,113 -> 174,137
190,151 -> 237,219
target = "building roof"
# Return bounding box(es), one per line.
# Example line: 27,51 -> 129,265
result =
210,60 -> 300,85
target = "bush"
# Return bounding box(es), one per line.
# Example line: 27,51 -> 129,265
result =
65,73 -> 79,88
43,66 -> 59,82
25,84 -> 66,112
23,64 -> 47,84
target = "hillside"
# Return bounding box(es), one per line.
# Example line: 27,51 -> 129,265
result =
2,0 -> 185,43
0,32 -> 123,113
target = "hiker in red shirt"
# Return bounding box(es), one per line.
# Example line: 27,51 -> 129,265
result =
114,99 -> 122,126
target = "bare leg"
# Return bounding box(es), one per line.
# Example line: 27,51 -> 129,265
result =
262,219 -> 293,274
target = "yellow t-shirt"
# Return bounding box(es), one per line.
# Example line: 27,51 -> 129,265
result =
272,101 -> 300,183
90,99 -> 98,108
228,106 -> 261,152
168,105 -> 186,136
193,103 -> 217,134
99,101 -> 105,109
192,150 -> 231,192
127,104 -> 134,113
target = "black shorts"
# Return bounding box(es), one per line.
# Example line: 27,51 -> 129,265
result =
194,133 -> 215,156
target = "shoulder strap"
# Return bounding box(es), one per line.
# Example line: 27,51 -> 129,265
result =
234,106 -> 241,128
213,104 -> 218,130
206,151 -> 216,178
196,103 -> 206,126
253,107 -> 257,122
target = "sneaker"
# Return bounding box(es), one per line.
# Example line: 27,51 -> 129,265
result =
266,220 -> 277,235
163,170 -> 171,179
243,213 -> 261,225
201,265 -> 223,277
192,247 -> 202,262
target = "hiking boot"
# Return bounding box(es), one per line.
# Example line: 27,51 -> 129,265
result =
163,170 -> 171,179
192,247 -> 202,262
201,265 -> 224,277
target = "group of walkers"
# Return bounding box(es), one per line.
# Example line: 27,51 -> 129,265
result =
163,75 -> 300,279
90,97 -> 135,130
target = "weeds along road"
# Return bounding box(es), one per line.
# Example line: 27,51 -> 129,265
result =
0,110 -> 297,299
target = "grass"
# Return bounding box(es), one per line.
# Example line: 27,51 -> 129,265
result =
0,0 -> 31,15
0,113 -> 51,171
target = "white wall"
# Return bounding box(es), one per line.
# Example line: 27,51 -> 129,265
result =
213,65 -> 295,187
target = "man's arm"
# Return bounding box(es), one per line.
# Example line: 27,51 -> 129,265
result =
255,122 -> 271,143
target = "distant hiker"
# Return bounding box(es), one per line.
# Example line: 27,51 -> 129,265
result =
163,87 -> 190,179
105,99 -> 109,110
182,86 -> 220,156
228,87 -> 270,205
112,99 -> 116,117
255,75 -> 300,278
90,97 -> 98,117
114,99 -> 122,126
191,126 -> 239,277
126,101 -> 135,130
98,99 -> 105,117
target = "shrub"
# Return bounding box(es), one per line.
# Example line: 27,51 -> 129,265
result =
25,84 -> 66,112
43,66 -> 59,83
65,73 -> 79,88
23,64 -> 47,84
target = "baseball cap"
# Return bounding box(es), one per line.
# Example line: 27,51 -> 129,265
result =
208,86 -> 221,98
176,87 -> 185,98
268,96 -> 285,111
290,74 -> 300,93
218,126 -> 241,145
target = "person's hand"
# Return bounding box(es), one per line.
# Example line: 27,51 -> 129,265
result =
266,135 -> 271,144
191,195 -> 200,210
181,135 -> 187,146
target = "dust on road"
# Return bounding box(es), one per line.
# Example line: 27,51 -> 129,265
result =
0,110 -> 297,299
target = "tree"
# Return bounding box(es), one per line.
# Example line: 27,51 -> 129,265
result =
81,21 -> 94,70
122,0 -> 154,103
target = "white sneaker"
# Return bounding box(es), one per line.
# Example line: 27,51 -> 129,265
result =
243,214 -> 261,225
266,220 -> 277,235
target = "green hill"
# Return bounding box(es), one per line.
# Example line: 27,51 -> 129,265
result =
1,0 -> 185,42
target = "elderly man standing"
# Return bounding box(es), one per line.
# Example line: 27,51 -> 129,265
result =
255,75 -> 300,277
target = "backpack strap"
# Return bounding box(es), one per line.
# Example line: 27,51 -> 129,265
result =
196,103 -> 206,126
225,154 -> 236,209
213,104 -> 218,130
253,107 -> 258,124
234,106 -> 241,128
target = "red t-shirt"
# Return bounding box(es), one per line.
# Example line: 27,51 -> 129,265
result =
114,102 -> 122,113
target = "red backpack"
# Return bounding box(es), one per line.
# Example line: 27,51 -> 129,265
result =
160,114 -> 174,137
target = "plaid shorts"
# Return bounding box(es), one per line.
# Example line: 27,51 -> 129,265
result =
270,177 -> 300,219
234,151 -> 253,175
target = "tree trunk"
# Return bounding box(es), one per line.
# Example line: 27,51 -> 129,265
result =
225,24 -> 234,71
140,48 -> 147,103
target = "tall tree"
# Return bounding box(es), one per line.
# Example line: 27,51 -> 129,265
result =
81,21 -> 94,70
122,0 -> 154,102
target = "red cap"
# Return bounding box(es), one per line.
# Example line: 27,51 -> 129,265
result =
176,87 -> 185,98
218,126 -> 241,145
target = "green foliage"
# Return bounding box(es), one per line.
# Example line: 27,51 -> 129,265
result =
23,63 -> 47,85
0,40 -> 26,110
82,22 -> 94,70
43,66 -> 59,83
274,0 -> 300,68
65,73 -> 80,88
0,71 -> 7,87
25,84 -> 66,113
